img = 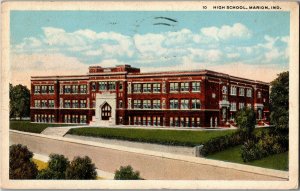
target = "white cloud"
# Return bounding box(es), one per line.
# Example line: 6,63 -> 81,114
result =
201,23 -> 252,41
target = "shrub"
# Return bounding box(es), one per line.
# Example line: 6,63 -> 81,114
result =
36,154 -> 70,179
65,156 -> 97,179
236,108 -> 256,139
9,144 -> 38,179
114,165 -> 142,180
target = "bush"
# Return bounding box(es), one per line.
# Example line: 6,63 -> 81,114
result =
236,108 -> 256,139
36,154 -> 70,179
114,165 -> 142,180
65,156 -> 97,179
200,131 -> 245,156
9,144 -> 38,179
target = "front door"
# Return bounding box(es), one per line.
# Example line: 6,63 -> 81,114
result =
101,103 -> 111,120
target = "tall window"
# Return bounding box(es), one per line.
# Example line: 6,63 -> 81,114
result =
99,82 -> 107,91
118,100 -> 123,108
180,99 -> 189,109
72,85 -> 79,94
247,103 -> 252,108
192,82 -> 201,92
64,85 -> 71,94
153,100 -> 161,109
41,100 -> 47,107
119,82 -> 123,90
41,86 -> 47,94
91,82 -> 96,91
80,100 -> 87,108
239,88 -> 245,96
34,100 -> 40,107
72,100 -> 79,108
133,84 -> 142,93
108,82 -> 116,90
257,91 -> 262,98
34,86 -> 41,94
143,100 -> 151,109
80,85 -> 87,93
239,102 -> 245,110
222,86 -> 227,94
180,82 -> 189,92
170,82 -> 179,92
49,85 -> 54,94
80,115 -> 87,123
191,99 -> 201,109
230,86 -> 237,96
246,88 -> 252,97
143,84 -> 151,93
153,83 -> 161,93
133,100 -> 142,109
64,100 -> 71,108
230,102 -> 237,111
49,100 -> 55,108
170,99 -> 179,109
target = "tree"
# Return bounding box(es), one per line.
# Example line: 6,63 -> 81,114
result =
36,154 -> 70,179
270,71 -> 289,135
236,107 -> 256,139
9,144 -> 38,179
65,156 -> 97,180
114,165 -> 141,180
9,84 -> 30,119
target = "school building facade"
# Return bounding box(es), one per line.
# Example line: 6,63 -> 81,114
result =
30,65 -> 270,128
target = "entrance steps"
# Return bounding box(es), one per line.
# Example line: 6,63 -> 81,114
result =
41,127 -> 74,137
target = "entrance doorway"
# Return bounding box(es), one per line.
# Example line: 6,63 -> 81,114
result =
101,103 -> 111,120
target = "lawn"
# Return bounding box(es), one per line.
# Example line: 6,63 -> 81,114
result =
67,127 -> 236,147
10,121 -> 76,134
206,145 -> 288,171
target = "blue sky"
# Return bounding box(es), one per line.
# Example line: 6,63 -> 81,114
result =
10,11 -> 290,86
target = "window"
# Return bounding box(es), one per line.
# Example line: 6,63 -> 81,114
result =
41,100 -> 47,107
72,100 -> 79,108
180,117 -> 185,127
92,101 -> 96,108
153,83 -> 161,93
80,85 -> 87,93
133,100 -> 142,109
180,82 -> 189,92
80,100 -> 86,108
212,93 -> 216,98
142,117 -> 146,126
71,115 -> 78,123
49,100 -> 55,108
147,117 -> 151,126
222,86 -> 227,94
72,85 -> 79,94
41,86 -> 47,94
119,100 -> 123,108
49,115 -> 55,123
143,100 -> 151,109
257,91 -> 262,98
239,88 -> 245,96
174,117 -> 179,127
34,86 -> 40,94
99,82 -> 107,91
64,115 -> 71,123
133,84 -> 142,93
192,82 -> 201,92
64,100 -> 71,108
108,82 -> 116,90
34,100 -> 40,107
91,82 -> 96,91
246,88 -> 252,97
170,99 -> 179,109
230,102 -> 236,111
49,85 -> 54,94
143,84 -> 151,93
80,115 -> 87,123
119,83 -> 123,90
247,103 -> 252,108
239,102 -> 245,110
180,99 -> 189,109
153,116 -> 158,126
153,100 -> 161,109
191,99 -> 201,109
170,82 -> 179,92
230,86 -> 237,96
64,85 -> 71,94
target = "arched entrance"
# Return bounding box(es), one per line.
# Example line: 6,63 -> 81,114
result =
101,102 -> 111,120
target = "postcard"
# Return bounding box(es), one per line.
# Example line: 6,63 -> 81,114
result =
1,1 -> 299,189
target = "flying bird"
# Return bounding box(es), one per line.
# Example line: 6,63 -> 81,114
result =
154,16 -> 178,23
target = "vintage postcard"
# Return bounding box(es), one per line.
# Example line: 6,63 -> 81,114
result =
1,1 -> 299,189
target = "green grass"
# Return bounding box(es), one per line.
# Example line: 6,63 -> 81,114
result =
206,145 -> 288,171
10,121 -> 76,134
67,127 -> 236,147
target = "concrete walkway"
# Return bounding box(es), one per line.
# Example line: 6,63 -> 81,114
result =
41,127 -> 77,137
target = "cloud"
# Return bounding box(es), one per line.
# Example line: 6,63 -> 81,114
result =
201,23 -> 252,41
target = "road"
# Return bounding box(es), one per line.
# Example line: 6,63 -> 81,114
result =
9,131 -> 286,180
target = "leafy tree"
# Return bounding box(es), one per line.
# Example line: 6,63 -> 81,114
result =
236,107 -> 256,139
270,71 -> 289,135
114,165 -> 141,180
37,154 -> 70,179
9,144 -> 38,179
65,156 -> 97,179
9,84 -> 30,119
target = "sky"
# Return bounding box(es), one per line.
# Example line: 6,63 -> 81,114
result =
10,11 -> 290,87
